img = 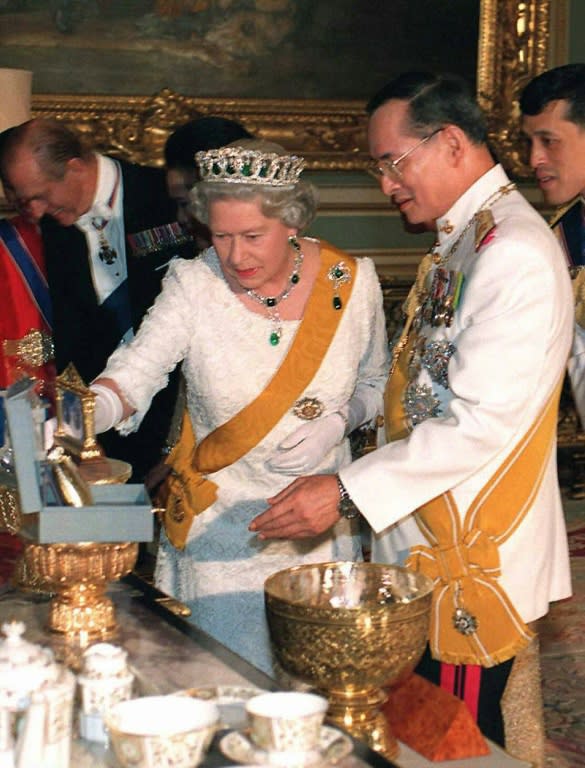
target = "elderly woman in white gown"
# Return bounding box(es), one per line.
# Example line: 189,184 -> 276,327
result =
91,140 -> 389,674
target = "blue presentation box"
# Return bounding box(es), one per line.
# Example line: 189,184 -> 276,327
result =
5,379 -> 153,544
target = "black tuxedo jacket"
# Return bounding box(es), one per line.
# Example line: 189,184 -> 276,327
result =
43,158 -> 192,481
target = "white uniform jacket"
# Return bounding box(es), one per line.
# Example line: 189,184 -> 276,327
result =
341,164 -> 574,625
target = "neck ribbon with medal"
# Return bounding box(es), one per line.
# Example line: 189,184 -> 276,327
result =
91,167 -> 121,266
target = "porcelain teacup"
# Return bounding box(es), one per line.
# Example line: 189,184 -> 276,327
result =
245,691 -> 328,754
105,694 -> 219,768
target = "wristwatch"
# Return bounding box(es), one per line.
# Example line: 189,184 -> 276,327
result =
336,476 -> 360,519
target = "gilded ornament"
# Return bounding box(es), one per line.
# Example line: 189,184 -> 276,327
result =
3,329 -> 54,367
0,485 -> 21,534
47,446 -> 94,507
293,397 -> 324,420
452,607 -> 479,636
474,208 -> 496,251
403,383 -> 441,429
422,340 -> 456,389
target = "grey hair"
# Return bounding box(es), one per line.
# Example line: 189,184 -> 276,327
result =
189,179 -> 319,230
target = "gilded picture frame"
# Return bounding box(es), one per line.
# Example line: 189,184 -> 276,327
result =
24,0 -> 565,175
53,363 -> 104,461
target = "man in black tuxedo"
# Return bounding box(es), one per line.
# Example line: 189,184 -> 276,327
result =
0,117 -> 193,482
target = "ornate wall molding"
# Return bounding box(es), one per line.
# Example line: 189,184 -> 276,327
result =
29,1 -> 560,174
31,91 -> 368,171
477,0 -> 556,177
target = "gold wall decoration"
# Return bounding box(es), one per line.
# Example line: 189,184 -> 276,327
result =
29,0 -> 562,176
32,91 -> 368,172
477,0 -> 558,177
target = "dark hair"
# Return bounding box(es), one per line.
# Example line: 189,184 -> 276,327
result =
366,71 -> 488,145
519,64 -> 585,128
164,116 -> 252,170
0,117 -> 88,181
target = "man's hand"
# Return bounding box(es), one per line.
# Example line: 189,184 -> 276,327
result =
249,474 -> 340,539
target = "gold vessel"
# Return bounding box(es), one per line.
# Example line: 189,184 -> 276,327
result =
264,561 -> 433,760
21,540 -> 138,640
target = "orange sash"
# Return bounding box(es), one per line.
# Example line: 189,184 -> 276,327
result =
162,244 -> 356,549
382,213 -> 564,665
405,377 -> 562,666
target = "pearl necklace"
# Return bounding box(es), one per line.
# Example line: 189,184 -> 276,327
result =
247,237 -> 304,346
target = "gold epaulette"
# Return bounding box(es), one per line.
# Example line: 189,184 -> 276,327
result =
549,195 -> 584,229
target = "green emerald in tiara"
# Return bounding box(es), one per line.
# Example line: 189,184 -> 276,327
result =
196,147 -> 305,187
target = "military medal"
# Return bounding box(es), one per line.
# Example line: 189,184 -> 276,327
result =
92,217 -> 118,265
422,268 -> 464,327
127,222 -> 192,257
452,606 -> 479,636
91,164 -> 121,265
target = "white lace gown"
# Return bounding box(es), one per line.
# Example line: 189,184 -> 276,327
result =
102,245 -> 389,674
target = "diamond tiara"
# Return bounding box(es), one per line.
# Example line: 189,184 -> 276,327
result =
195,146 -> 305,187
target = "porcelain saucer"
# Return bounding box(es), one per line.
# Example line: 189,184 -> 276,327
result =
176,685 -> 265,729
219,725 -> 353,767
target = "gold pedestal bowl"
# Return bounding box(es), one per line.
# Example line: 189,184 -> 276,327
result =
264,561 -> 433,760
21,540 -> 138,640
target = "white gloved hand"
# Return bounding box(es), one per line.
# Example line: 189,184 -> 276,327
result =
267,411 -> 346,475
91,383 -> 124,434
43,416 -> 57,450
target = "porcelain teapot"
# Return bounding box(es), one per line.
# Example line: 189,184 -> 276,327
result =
0,620 -> 75,768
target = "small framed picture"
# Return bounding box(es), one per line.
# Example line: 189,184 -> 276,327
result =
54,363 -> 104,460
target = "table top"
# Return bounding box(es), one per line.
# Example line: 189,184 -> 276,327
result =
0,573 -> 529,768
0,573 -> 394,768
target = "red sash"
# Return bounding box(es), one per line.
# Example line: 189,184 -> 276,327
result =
0,216 -> 55,389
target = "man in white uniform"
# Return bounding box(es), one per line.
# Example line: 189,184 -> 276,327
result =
250,71 -> 573,760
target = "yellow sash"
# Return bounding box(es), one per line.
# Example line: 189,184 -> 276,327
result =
405,377 -> 562,666
384,334 -> 417,441
162,243 -> 356,549
384,250 -> 434,439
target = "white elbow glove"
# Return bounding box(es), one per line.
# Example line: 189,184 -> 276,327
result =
91,383 -> 124,434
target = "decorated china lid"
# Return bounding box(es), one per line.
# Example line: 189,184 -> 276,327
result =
0,620 -> 60,711
80,642 -> 131,679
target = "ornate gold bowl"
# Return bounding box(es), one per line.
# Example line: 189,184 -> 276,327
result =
264,561 -> 433,760
21,541 -> 138,641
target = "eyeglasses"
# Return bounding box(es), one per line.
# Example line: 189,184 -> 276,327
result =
370,127 -> 444,181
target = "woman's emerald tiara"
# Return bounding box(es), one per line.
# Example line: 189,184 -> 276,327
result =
195,147 -> 305,187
